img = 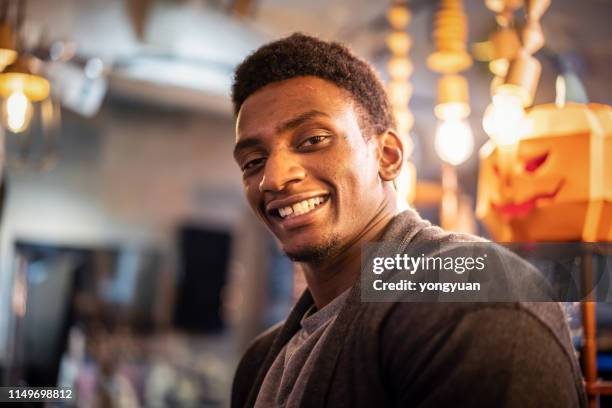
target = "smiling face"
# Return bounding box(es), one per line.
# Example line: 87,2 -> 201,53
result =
234,76 -> 394,262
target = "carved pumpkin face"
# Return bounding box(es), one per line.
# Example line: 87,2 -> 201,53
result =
477,103 -> 612,242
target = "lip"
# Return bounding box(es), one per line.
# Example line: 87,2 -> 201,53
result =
265,191 -> 330,212
277,197 -> 330,230
492,181 -> 563,219
264,191 -> 331,230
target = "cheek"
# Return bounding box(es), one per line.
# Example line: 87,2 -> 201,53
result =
330,144 -> 380,203
344,144 -> 379,187
243,177 -> 262,211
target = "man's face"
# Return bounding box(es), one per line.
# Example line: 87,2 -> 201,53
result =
234,76 -> 388,262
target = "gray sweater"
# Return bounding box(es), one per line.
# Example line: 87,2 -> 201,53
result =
232,209 -> 587,407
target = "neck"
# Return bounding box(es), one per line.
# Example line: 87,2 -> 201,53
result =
299,191 -> 400,309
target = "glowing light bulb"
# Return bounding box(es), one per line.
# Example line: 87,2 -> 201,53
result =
434,119 -> 474,165
482,93 -> 528,145
2,90 -> 33,133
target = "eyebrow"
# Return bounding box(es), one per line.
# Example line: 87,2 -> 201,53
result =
275,110 -> 329,134
233,138 -> 262,160
233,110 -> 330,159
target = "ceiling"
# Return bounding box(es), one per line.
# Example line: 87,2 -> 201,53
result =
24,0 -> 611,115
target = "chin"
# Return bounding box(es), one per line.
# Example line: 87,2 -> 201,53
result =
281,234 -> 340,264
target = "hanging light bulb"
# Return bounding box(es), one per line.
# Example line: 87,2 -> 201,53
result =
433,74 -> 474,165
482,0 -> 548,147
0,56 -> 49,133
482,92 -> 529,146
2,89 -> 32,133
434,74 -> 471,121
0,56 -> 49,101
434,118 -> 474,166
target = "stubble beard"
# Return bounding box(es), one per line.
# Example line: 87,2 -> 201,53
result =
283,233 -> 342,265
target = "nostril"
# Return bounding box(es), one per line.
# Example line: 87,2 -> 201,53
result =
493,164 -> 500,176
525,152 -> 549,173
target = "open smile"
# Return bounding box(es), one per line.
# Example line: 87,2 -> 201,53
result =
266,193 -> 331,229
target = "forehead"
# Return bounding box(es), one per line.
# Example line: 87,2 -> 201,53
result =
235,76 -> 355,140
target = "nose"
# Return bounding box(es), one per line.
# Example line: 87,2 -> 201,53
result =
259,151 -> 306,193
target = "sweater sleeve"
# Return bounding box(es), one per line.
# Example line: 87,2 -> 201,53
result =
380,305 -> 586,408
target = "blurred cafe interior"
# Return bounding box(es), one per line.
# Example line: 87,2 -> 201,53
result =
0,0 -> 610,406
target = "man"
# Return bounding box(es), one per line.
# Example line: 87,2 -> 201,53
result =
230,33 -> 586,407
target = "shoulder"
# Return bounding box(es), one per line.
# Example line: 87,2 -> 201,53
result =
393,209 -> 488,246
398,218 -> 554,299
231,322 -> 283,408
387,210 -> 532,269
379,302 -> 573,356
373,302 -> 585,406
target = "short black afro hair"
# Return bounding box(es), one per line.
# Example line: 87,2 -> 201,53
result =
231,33 -> 395,136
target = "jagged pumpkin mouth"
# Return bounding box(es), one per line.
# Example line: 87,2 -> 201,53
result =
491,181 -> 564,218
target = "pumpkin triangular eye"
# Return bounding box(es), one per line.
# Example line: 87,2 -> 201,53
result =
524,152 -> 549,172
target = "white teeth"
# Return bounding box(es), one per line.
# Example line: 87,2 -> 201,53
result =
276,196 -> 328,219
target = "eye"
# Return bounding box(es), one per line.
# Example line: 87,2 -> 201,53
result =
299,135 -> 329,149
524,152 -> 548,173
242,157 -> 266,172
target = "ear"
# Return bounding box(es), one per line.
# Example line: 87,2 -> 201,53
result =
375,129 -> 404,181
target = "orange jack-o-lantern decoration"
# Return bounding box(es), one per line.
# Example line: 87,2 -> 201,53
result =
477,103 -> 612,242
